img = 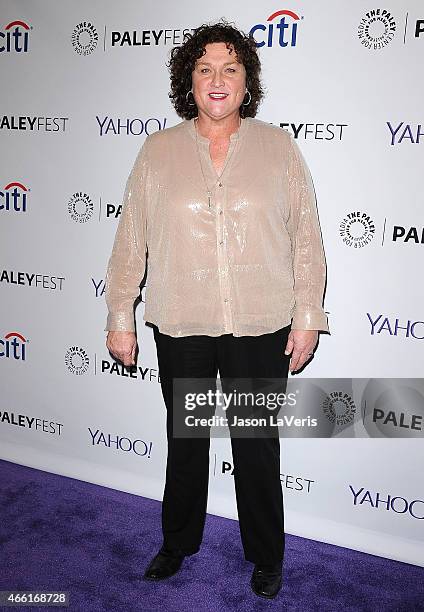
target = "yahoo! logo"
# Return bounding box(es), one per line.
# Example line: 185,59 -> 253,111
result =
367,314 -> 424,339
250,10 -> 301,48
350,485 -> 424,519
0,182 -> 29,212
0,20 -> 31,53
387,122 -> 424,145
89,428 -> 153,457
0,332 -> 28,360
96,116 -> 166,137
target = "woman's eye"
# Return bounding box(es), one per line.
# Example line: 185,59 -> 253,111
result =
198,67 -> 236,73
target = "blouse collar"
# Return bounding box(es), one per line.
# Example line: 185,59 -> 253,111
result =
186,115 -> 249,144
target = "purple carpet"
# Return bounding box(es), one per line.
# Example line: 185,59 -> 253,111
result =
0,459 -> 423,612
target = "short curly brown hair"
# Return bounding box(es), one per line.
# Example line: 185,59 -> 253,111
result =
167,19 -> 265,120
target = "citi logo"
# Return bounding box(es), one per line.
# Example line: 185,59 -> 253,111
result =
0,332 -> 28,360
250,10 -> 301,48
0,182 -> 29,212
0,20 -> 31,53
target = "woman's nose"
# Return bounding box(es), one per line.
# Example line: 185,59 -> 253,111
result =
210,70 -> 224,88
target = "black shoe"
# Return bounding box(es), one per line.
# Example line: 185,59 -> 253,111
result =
250,562 -> 282,599
143,546 -> 186,581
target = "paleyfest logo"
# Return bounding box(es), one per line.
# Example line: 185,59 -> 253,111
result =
0,20 -> 31,53
339,211 -> 376,248
71,22 -> 194,54
358,9 -> 396,50
250,9 -> 301,48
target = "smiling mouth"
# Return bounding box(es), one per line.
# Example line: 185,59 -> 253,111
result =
208,92 -> 229,100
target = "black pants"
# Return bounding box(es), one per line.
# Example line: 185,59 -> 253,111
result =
152,323 -> 291,564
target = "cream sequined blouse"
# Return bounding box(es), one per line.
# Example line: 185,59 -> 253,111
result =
104,116 -> 329,337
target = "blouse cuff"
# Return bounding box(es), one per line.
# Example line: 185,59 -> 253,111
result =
291,307 -> 329,332
104,312 -> 135,332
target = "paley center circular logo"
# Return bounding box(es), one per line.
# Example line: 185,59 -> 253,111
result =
323,391 -> 356,426
67,192 -> 94,223
65,346 -> 90,375
71,21 -> 99,55
357,9 -> 396,50
339,211 -> 375,248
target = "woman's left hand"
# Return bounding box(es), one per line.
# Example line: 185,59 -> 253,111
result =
284,329 -> 318,373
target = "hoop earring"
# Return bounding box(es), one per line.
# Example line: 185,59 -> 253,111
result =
242,89 -> 251,106
186,89 -> 196,106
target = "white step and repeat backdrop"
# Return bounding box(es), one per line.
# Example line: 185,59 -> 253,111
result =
1,1 -> 423,567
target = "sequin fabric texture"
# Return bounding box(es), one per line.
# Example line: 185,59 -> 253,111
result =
104,117 -> 329,337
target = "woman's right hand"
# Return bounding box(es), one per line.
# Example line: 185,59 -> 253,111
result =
106,331 -> 137,366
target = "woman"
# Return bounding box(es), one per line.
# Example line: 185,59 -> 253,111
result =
104,20 -> 329,599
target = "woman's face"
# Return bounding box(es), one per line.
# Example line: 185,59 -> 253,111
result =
191,42 -> 247,122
